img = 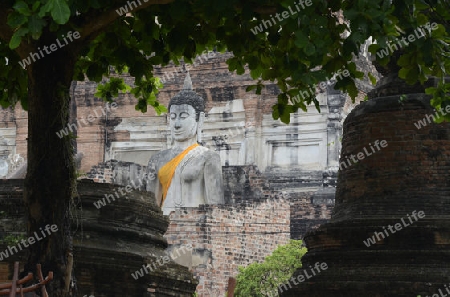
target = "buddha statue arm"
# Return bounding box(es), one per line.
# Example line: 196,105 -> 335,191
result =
204,152 -> 224,204
146,156 -> 163,207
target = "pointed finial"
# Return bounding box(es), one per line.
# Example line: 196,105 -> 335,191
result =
183,72 -> 193,91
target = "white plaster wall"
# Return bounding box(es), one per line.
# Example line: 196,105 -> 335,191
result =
108,95 -> 336,172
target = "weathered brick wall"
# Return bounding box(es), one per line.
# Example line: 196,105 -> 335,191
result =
85,160 -> 114,183
290,191 -> 334,240
165,199 -> 291,296
87,162 -> 336,239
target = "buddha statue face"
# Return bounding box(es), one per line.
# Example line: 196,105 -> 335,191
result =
168,73 -> 205,144
169,104 -> 198,142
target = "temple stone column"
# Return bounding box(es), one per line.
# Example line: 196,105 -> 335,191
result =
325,84 -> 345,169
283,77 -> 450,296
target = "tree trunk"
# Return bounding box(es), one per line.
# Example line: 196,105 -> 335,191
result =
24,46 -> 77,296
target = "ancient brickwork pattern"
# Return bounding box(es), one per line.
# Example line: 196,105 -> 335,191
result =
165,199 -> 291,296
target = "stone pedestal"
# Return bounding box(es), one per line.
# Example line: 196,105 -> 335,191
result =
283,90 -> 450,296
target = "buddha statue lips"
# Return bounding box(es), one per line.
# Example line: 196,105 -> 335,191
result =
146,73 -> 225,215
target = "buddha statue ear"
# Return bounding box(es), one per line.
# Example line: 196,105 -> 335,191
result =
197,112 -> 205,143
168,113 -> 174,146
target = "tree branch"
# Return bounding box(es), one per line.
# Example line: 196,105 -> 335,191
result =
0,3 -> 13,43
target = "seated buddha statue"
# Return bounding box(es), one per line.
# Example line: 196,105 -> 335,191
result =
146,73 -> 224,215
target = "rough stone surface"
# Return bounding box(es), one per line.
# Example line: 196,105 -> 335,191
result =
0,180 -> 197,297
87,162 -> 337,237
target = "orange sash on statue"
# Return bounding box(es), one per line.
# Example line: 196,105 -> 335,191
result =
158,143 -> 199,207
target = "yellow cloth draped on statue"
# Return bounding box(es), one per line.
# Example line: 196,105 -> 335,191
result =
158,143 -> 199,207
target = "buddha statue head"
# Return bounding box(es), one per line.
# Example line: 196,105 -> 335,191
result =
168,73 -> 205,144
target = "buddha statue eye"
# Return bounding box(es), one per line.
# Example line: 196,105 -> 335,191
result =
170,111 -> 190,120
179,112 -> 189,119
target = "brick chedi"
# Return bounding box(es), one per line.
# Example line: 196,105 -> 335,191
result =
283,76 -> 450,296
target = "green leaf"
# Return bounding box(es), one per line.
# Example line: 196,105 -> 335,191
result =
278,93 -> 288,104
7,12 -> 28,27
368,72 -> 377,85
343,39 -> 358,56
280,106 -> 292,124
236,63 -> 245,75
346,81 -> 358,100
13,1 -> 32,16
154,104 -> 167,115
368,43 -> 379,55
32,2 -> 41,12
416,14 -> 428,26
246,85 -> 258,92
425,86 -> 435,95
294,31 -> 309,49
398,67 -> 409,80
20,94 -> 28,110
39,0 -> 54,17
227,57 -> 239,72
28,14 -> 46,40
272,104 -> 280,120
431,24 -> 446,38
255,84 -> 264,95
250,67 -> 262,79
135,99 -> 148,113
50,0 -> 71,24
304,43 -> 315,56
9,28 -> 29,49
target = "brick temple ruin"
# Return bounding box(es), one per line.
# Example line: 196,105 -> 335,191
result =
0,51 -> 377,295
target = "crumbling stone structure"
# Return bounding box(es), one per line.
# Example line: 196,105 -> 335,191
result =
0,180 -> 197,297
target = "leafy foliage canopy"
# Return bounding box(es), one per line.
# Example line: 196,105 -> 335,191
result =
0,0 -> 449,122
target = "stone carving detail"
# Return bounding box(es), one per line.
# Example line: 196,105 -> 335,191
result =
0,153 -> 25,178
8,153 -> 24,173
211,135 -> 231,151
147,73 -> 225,215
